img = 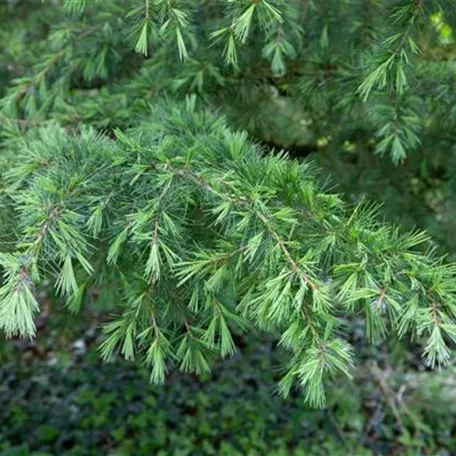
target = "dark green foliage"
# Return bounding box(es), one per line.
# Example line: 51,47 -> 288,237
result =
1,310 -> 455,455
2,0 -> 456,164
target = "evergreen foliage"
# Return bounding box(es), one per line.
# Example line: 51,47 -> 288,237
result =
1,0 -> 456,407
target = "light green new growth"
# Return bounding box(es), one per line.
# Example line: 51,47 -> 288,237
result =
1,101 -> 456,407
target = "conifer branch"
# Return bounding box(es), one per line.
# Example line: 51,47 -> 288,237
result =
2,0 -> 456,409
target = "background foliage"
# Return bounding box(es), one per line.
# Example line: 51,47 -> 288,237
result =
2,0 -> 456,454
2,305 -> 456,456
